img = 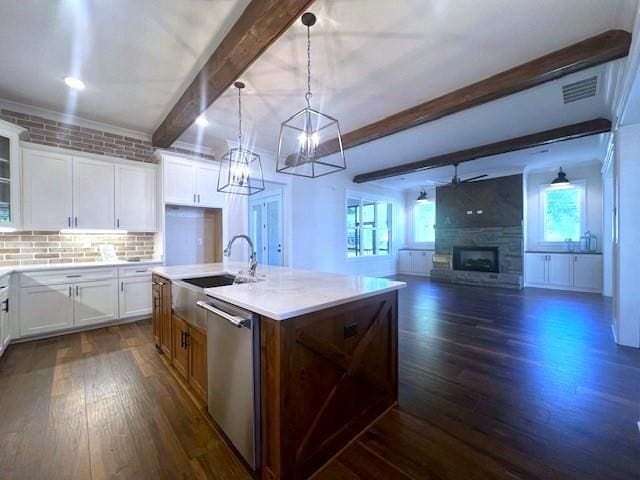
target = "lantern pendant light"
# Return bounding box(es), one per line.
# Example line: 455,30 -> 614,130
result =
276,12 -> 346,178
217,81 -> 265,195
550,167 -> 570,188
416,189 -> 431,204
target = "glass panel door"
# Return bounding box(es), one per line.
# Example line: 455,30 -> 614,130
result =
0,135 -> 10,223
249,189 -> 284,266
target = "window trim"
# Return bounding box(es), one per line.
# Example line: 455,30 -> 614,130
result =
345,192 -> 393,260
537,179 -> 587,245
412,200 -> 436,247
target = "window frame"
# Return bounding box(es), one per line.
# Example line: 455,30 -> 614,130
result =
538,179 -> 587,245
345,192 -> 393,260
412,199 -> 436,247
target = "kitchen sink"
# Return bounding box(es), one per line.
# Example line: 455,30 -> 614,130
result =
182,275 -> 236,288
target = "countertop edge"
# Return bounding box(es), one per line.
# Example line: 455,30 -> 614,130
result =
0,259 -> 163,277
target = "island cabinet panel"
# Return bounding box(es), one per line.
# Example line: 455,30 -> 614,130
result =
172,313 -> 189,378
151,274 -> 172,354
188,326 -> 208,401
260,290 -> 398,480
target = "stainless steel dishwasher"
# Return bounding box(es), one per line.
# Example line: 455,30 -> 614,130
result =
196,298 -> 260,470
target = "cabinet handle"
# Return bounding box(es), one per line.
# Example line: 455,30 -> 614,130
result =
193,193 -> 196,203
74,217 -> 78,227
117,218 -> 120,228
68,286 -> 72,298
67,216 -> 71,227
120,281 -> 124,291
197,194 -> 200,203
574,255 -> 577,262
180,331 -> 185,349
184,331 -> 190,348
75,285 -> 79,296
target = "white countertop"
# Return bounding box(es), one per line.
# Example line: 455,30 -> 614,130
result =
153,262 -> 406,321
0,259 -> 163,277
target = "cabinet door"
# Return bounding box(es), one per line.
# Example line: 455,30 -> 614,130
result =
19,284 -> 74,336
119,276 -> 152,318
72,157 -> 115,229
164,157 -> 196,205
115,164 -> 157,231
188,326 -> 207,401
398,251 -> 412,273
160,281 -> 172,356
74,279 -> 119,327
525,254 -> 548,285
411,251 -> 429,275
196,163 -> 224,207
22,149 -> 73,230
0,293 -> 9,353
172,314 -> 189,379
547,254 -> 573,288
572,255 -> 602,292
152,279 -> 162,348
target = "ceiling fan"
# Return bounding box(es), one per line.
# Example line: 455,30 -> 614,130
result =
444,163 -> 488,187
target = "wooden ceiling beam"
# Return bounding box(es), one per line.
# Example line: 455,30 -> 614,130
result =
300,29 -> 630,161
352,118 -> 611,184
152,0 -> 315,148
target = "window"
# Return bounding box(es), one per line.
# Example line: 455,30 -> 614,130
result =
541,184 -> 583,242
347,197 -> 392,257
414,202 -> 435,243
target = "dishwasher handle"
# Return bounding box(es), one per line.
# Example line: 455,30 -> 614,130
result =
196,301 -> 248,328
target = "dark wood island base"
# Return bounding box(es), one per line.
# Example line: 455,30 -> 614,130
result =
260,290 -> 399,480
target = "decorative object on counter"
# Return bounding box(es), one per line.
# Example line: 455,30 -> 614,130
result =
217,81 -> 265,195
580,231 -> 597,252
416,189 -> 431,204
564,238 -> 576,252
98,244 -> 117,262
276,12 -> 346,178
551,167 -> 570,188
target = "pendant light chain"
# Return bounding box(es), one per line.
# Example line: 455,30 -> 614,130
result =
237,85 -> 243,146
305,24 -> 312,107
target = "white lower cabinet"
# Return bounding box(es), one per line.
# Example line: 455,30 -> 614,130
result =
524,253 -> 602,292
20,284 -> 75,336
119,276 -> 152,318
0,279 -> 10,354
398,250 -> 434,276
74,280 -> 119,327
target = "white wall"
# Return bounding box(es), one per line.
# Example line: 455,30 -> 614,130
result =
525,162 -> 603,252
613,124 -> 640,347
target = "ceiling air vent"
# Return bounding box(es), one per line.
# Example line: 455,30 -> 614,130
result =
562,76 -> 598,104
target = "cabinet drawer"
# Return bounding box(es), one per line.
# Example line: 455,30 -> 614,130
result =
119,264 -> 157,278
20,267 -> 117,287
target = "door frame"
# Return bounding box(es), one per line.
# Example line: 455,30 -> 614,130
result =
248,183 -> 285,266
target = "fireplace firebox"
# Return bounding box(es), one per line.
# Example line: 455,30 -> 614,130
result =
452,246 -> 499,273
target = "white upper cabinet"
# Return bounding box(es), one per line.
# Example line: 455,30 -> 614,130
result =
72,156 -> 115,229
115,164 -> 157,231
161,153 -> 223,207
164,156 -> 196,205
196,163 -> 224,207
22,144 -> 158,232
22,149 -> 73,230
0,120 -> 25,228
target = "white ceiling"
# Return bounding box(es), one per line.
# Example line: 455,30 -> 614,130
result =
0,0 -> 251,132
178,0 -> 636,155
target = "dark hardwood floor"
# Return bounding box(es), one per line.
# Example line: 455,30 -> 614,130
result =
0,277 -> 638,479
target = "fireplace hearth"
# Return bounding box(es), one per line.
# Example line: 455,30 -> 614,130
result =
453,246 -> 499,273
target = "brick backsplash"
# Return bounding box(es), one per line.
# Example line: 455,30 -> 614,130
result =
0,231 -> 155,266
0,108 -> 215,163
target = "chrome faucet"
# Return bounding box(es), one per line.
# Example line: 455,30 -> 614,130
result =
224,235 -> 258,277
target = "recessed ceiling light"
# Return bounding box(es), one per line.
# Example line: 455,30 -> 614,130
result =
195,114 -> 209,127
64,76 -> 85,90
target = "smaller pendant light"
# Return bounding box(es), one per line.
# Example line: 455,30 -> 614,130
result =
416,190 -> 431,204
217,81 -> 265,195
550,167 -> 570,188
276,12 -> 346,178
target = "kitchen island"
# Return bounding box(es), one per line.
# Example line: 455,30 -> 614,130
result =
152,263 -> 405,480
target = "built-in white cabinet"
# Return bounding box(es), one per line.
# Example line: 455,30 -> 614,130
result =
19,284 -> 75,336
119,276 -> 152,317
525,253 -> 602,292
0,119 -> 26,228
22,144 -> 158,231
72,156 -> 115,229
162,154 -> 224,208
398,250 -> 434,276
115,164 -> 157,231
74,280 -> 119,327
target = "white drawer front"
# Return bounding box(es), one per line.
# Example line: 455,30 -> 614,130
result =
20,268 -> 117,287
118,264 -> 157,278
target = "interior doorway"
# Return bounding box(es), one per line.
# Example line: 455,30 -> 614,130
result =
249,183 -> 284,266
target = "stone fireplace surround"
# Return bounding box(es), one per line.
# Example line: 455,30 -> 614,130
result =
431,225 -> 524,289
